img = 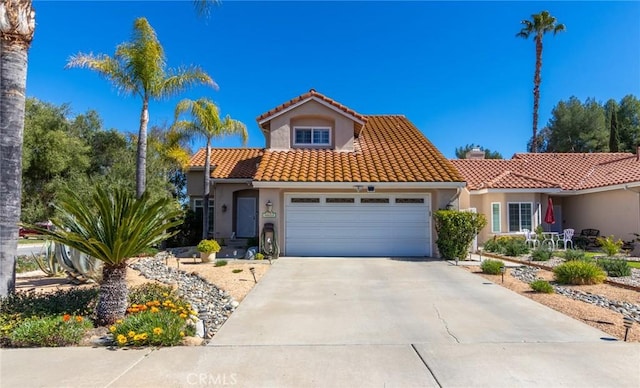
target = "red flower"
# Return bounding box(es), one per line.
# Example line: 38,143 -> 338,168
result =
62,314 -> 71,322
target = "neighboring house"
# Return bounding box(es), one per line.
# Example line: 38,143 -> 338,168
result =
452,151 -> 640,245
187,89 -> 464,257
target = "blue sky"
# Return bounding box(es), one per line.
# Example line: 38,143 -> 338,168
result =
28,1 -> 640,158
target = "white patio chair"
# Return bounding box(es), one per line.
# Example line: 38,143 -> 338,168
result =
558,228 -> 575,250
523,229 -> 539,248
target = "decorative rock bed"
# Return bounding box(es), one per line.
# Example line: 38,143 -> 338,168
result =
511,266 -> 640,323
130,256 -> 237,339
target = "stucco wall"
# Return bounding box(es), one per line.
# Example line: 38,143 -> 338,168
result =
212,183 -> 256,239
186,170 -> 204,197
268,100 -> 355,151
562,189 -> 640,241
470,192 -> 544,244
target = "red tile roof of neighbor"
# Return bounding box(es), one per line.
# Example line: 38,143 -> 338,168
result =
451,153 -> 640,191
188,115 -> 464,183
256,89 -> 367,124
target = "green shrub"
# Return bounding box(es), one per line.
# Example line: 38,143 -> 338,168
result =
197,239 -> 221,253
129,283 -> 177,305
531,247 -> 553,261
530,279 -> 554,293
232,269 -> 243,273
597,236 -> 623,257
255,253 -> 264,260
112,297 -> 197,347
0,288 -> 98,318
503,238 -> 529,256
562,249 -> 586,261
434,210 -> 487,259
481,259 -> 504,275
214,260 -> 228,267
482,236 -> 529,256
597,258 -> 631,277
15,255 -> 38,273
553,261 -> 606,285
9,315 -> 92,347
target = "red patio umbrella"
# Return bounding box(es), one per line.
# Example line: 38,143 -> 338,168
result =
544,197 -> 555,226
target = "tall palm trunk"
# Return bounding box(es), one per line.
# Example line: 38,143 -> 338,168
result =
202,138 -> 212,239
96,262 -> 128,326
136,96 -> 149,198
0,0 -> 35,296
532,35 -> 543,153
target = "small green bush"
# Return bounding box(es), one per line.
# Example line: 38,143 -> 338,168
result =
111,310 -> 194,347
129,283 -> 176,305
503,238 -> 529,256
597,258 -> 632,277
481,259 -> 504,275
482,236 -> 529,256
0,288 -> 98,317
531,247 -> 553,261
9,315 -> 92,347
562,249 -> 586,261
232,269 -> 243,273
597,235 -> 623,257
554,261 -> 606,285
530,279 -> 554,293
214,260 -> 228,267
197,239 -> 221,253
434,210 -> 487,259
255,253 -> 264,260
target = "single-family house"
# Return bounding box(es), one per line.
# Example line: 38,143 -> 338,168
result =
187,89 -> 464,257
452,151 -> 640,245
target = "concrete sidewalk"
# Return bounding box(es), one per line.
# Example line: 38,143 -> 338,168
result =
2,259 -> 639,387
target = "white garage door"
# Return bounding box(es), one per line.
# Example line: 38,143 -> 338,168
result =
285,194 -> 431,257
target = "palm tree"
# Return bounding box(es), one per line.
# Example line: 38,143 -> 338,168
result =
173,98 -> 247,239
35,186 -> 182,325
517,10 -> 565,153
66,17 -> 216,199
0,0 -> 36,297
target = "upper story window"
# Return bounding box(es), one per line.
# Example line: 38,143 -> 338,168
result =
294,126 -> 331,146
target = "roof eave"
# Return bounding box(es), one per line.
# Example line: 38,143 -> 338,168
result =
257,96 -> 366,126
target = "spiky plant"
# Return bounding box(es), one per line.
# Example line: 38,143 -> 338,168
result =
34,186 -> 182,325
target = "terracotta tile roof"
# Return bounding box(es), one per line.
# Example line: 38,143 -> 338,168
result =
188,148 -> 263,179
256,89 -> 367,124
451,153 -> 640,191
254,115 -> 464,183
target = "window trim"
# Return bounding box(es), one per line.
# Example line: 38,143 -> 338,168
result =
507,202 -> 533,232
193,198 -> 215,233
293,126 -> 331,146
491,202 -> 501,233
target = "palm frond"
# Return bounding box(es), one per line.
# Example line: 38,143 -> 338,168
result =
160,67 -> 218,99
66,53 -> 138,96
33,186 -> 182,266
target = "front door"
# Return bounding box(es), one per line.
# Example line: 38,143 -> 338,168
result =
551,205 -> 562,233
237,197 -> 256,238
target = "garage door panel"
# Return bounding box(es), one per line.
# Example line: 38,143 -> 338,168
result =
285,194 -> 431,257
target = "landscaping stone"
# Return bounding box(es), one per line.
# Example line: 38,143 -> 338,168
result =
130,256 -> 237,339
510,266 -> 640,323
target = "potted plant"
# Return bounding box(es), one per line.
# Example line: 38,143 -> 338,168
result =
197,239 -> 221,263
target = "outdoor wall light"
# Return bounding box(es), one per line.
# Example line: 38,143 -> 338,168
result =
221,204 -> 227,213
623,316 -> 634,341
266,200 -> 273,213
354,185 -> 363,192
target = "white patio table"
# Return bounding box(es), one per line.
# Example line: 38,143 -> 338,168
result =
541,232 -> 559,250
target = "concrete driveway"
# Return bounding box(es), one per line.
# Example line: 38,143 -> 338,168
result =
2,258 -> 638,387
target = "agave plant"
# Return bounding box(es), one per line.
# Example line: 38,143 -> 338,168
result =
32,240 -> 65,277
34,186 -> 182,325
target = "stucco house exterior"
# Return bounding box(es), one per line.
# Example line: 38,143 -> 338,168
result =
452,152 -> 640,245
187,89 -> 464,257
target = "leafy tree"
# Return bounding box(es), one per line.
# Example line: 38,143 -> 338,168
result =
517,10 -> 566,153
434,210 -> 487,260
454,144 -> 503,159
539,97 -> 608,153
173,98 -> 248,239
66,17 -> 216,198
606,99 -> 619,152
0,0 -> 36,296
617,95 -> 640,153
35,186 -> 182,325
